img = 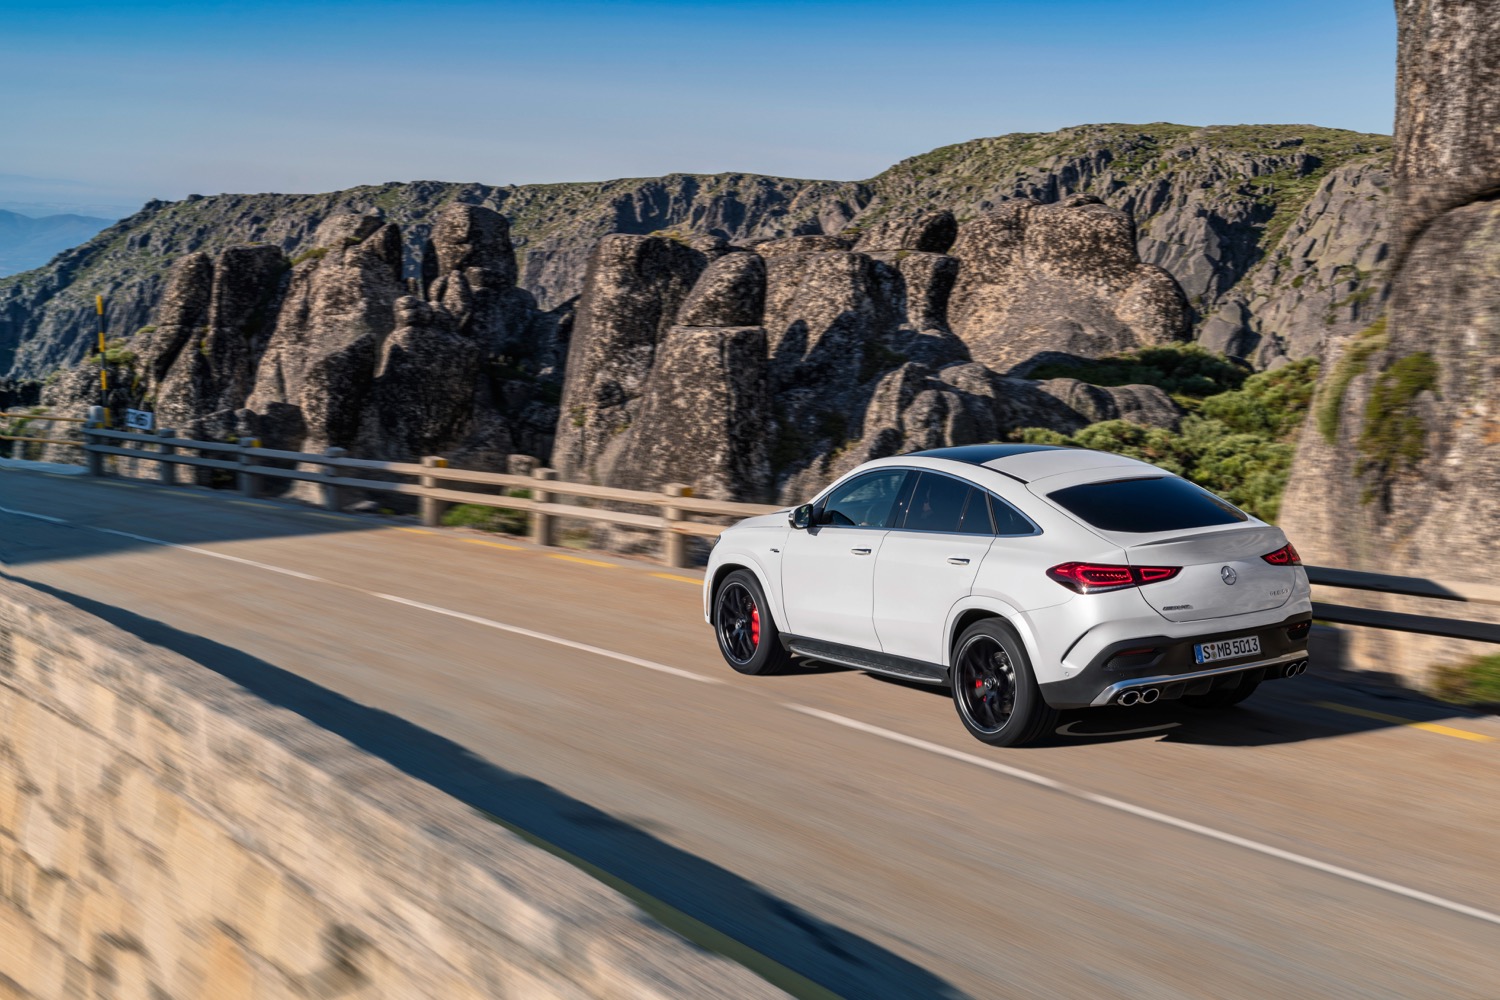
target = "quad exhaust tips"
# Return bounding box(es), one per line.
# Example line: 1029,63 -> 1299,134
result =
1113,661 -> 1308,706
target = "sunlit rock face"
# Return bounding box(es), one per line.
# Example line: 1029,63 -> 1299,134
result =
1279,0 -> 1500,685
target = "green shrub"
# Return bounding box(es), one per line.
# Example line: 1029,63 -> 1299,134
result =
1028,343 -> 1250,399
290,246 -> 330,266
441,490 -> 533,535
1433,654 -> 1500,707
1357,351 -> 1438,481
1010,352 -> 1319,522
1316,316 -> 1387,443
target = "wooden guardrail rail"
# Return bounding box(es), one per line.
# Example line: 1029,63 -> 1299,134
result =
54,407 -> 1500,635
75,407 -> 779,568
1,409 -> 88,450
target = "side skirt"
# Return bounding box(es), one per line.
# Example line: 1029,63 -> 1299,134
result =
780,634 -> 948,686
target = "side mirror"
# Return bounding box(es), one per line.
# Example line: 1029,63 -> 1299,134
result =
789,503 -> 814,530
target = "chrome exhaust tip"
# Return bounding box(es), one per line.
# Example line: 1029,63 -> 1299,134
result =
1118,690 -> 1141,707
1139,688 -> 1160,705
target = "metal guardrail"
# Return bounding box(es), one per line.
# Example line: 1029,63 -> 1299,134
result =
33,407 -> 1500,640
1307,567 -> 1500,644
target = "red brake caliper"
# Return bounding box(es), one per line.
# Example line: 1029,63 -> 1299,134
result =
750,605 -> 761,647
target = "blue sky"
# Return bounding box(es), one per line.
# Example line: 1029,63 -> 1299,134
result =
1,0 -> 1396,215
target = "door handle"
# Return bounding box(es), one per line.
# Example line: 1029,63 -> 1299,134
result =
947,557 -> 970,565
851,547 -> 872,555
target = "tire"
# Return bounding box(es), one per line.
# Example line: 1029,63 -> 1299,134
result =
713,569 -> 793,676
950,620 -> 1056,747
1182,675 -> 1260,710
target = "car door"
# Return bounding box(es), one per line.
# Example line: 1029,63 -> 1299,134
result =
872,471 -> 996,665
780,468 -> 912,651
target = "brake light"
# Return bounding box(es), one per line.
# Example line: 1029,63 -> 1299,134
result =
1046,562 -> 1182,594
1262,543 -> 1302,566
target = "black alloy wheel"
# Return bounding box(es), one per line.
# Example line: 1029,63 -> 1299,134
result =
955,634 -> 1017,733
713,569 -> 793,675
950,619 -> 1056,747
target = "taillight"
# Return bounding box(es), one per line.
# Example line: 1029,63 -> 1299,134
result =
1262,543 -> 1302,566
1046,562 -> 1182,594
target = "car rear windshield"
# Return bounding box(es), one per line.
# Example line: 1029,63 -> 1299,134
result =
1047,476 -> 1248,533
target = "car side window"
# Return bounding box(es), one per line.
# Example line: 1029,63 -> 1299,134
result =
957,488 -> 995,534
819,470 -> 909,528
903,472 -> 981,534
988,493 -> 1036,536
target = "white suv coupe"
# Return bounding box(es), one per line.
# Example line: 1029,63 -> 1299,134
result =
705,445 -> 1312,747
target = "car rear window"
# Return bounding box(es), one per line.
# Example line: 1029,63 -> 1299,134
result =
1047,476 -> 1247,533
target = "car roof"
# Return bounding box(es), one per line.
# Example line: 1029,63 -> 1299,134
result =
907,444 -> 1159,483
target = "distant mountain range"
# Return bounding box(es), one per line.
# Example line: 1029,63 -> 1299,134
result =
0,209 -> 114,277
0,123 -> 1391,380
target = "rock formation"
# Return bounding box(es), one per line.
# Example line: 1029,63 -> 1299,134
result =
44,205 -> 558,483
946,196 -> 1190,373
557,207 -> 1184,505
2,124 -> 1393,387
1279,0 -> 1500,684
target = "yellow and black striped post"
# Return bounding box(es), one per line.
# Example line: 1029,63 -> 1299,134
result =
95,295 -> 110,425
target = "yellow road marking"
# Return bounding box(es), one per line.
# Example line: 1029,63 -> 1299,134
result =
395,527 -> 434,536
1315,701 -> 1495,743
651,572 -> 701,584
548,553 -> 617,569
465,538 -> 524,551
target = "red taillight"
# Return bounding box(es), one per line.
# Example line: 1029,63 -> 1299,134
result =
1262,543 -> 1302,566
1046,562 -> 1182,593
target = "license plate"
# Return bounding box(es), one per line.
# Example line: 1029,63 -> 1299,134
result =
1194,635 -> 1262,664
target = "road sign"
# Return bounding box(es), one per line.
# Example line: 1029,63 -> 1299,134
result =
125,408 -> 154,431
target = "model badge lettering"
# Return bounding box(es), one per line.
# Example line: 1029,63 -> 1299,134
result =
1162,604 -> 1193,611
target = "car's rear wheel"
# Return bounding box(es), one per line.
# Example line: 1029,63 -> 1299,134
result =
713,570 -> 792,675
951,620 -> 1056,747
1182,675 -> 1261,709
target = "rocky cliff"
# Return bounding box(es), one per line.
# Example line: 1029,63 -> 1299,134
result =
42,204 -> 560,475
1279,0 -> 1499,685
1,124 -> 1391,383
556,201 -> 1186,504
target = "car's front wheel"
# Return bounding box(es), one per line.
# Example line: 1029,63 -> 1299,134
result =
713,570 -> 793,675
951,620 -> 1056,747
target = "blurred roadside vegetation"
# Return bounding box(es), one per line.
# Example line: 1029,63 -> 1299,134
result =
1014,345 -> 1320,523
1433,654 -> 1500,709
441,490 -> 533,534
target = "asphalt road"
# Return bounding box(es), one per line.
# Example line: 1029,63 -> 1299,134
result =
3,466 -> 1499,999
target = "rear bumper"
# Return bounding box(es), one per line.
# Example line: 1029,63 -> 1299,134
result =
1038,611 -> 1312,709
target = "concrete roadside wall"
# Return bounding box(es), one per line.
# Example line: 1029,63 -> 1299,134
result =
0,578 -> 785,999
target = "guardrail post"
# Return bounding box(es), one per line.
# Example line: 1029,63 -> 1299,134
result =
237,438 -> 262,497
156,428 -> 177,484
662,483 -> 692,568
321,447 -> 347,511
84,406 -> 106,477
420,456 -> 450,527
531,468 -> 557,547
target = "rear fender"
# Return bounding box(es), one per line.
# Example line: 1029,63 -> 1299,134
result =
943,596 -> 1044,678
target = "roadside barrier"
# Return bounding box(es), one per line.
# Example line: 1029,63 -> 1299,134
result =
0,409 -> 87,455
75,406 -> 777,568
55,406 -> 1500,641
